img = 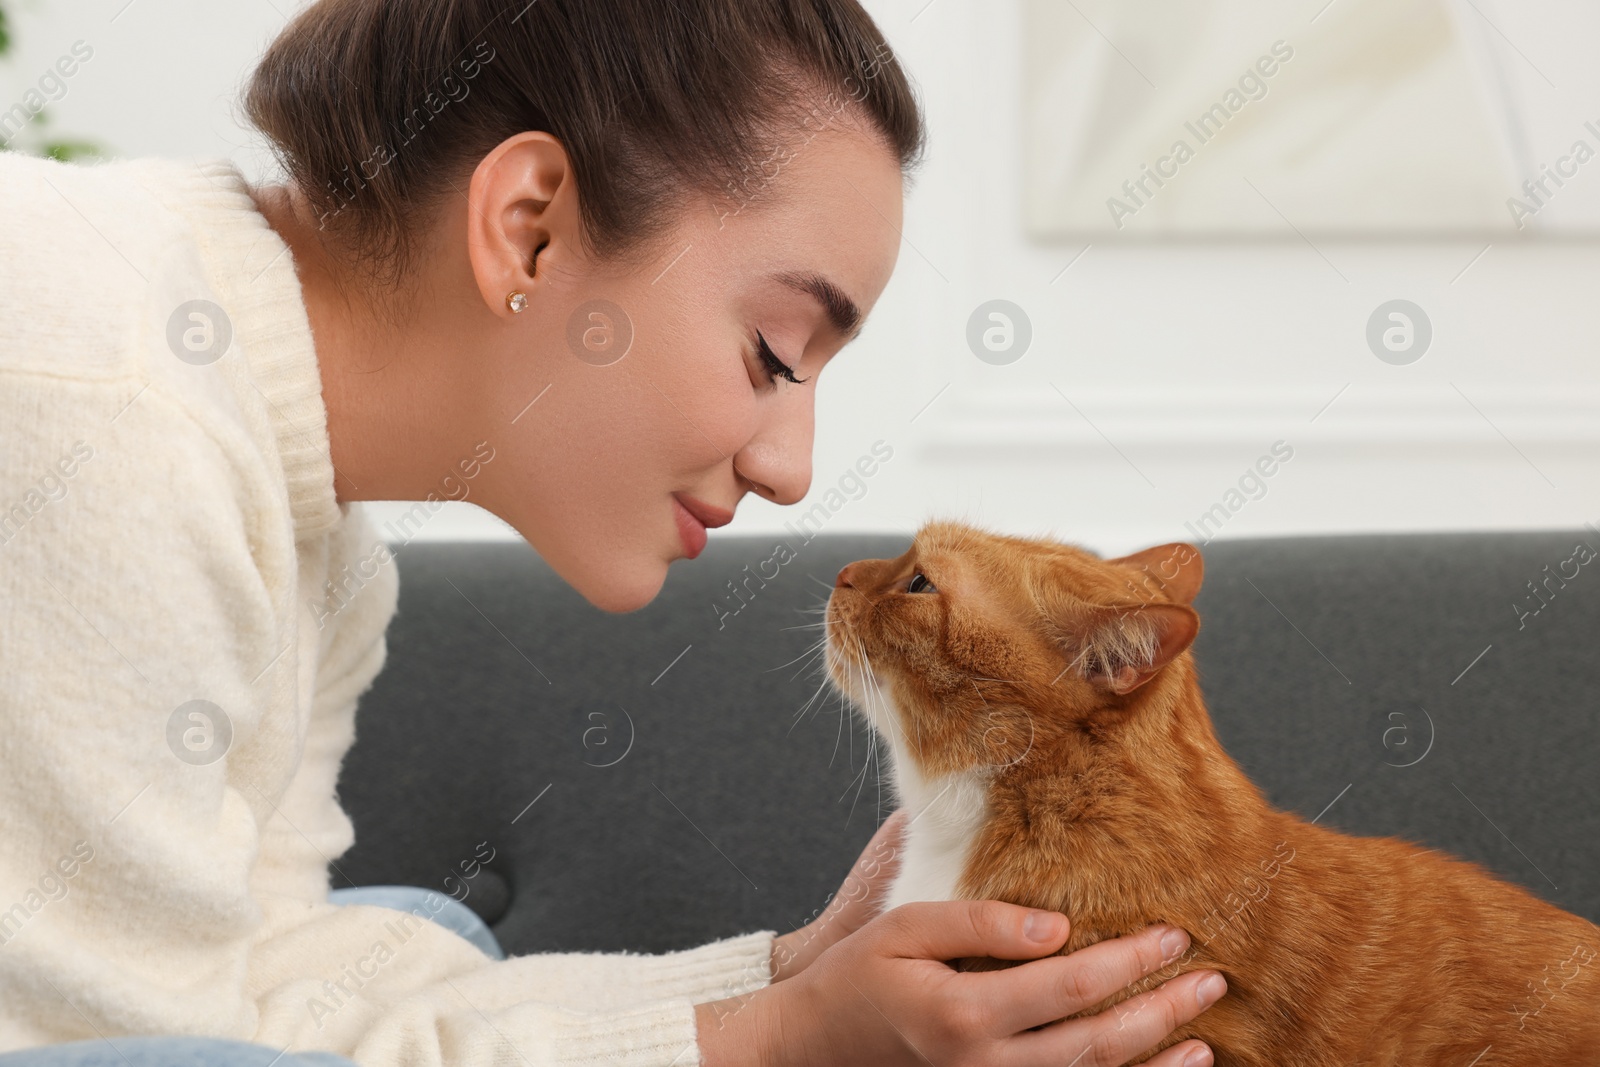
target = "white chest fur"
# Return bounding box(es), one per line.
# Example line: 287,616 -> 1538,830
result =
881,763 -> 994,914
851,671 -> 994,916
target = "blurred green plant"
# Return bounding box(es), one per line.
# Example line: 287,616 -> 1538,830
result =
0,1 -> 105,161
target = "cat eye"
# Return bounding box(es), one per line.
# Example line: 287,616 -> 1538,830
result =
906,572 -> 937,594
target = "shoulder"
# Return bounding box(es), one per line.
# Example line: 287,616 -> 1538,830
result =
0,154 -> 264,384
0,153 -> 341,540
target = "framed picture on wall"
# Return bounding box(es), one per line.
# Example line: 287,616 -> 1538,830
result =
1023,0 -> 1597,238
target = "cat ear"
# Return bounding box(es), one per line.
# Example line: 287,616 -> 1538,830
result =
1062,602 -> 1199,695
1105,542 -> 1204,606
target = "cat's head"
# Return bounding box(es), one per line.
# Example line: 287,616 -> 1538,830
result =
823,520 -> 1204,774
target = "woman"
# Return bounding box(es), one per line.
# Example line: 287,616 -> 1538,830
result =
0,0 -> 1227,1064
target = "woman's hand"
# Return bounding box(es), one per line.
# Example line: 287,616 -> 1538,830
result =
769,807 -> 908,982
702,897 -> 1225,1067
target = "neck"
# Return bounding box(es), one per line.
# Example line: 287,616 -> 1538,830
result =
248,182 -> 482,504
955,658 -> 1280,927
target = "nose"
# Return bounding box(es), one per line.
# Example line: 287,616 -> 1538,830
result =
835,563 -> 858,589
732,389 -> 815,506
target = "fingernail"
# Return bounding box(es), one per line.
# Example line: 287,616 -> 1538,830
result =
1196,972 -> 1227,1007
1184,1044 -> 1214,1067
1159,926 -> 1189,963
1024,910 -> 1064,942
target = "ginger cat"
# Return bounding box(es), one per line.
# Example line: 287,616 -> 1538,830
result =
823,521 -> 1600,1065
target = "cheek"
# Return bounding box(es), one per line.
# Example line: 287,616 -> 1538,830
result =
642,362 -> 759,465
538,358 -> 754,490
940,617 -> 1018,677
608,297 -> 760,467
867,616 -> 926,668
511,274 -> 762,529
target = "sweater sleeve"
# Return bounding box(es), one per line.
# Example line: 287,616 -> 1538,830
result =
0,368 -> 779,1064
323,930 -> 779,1066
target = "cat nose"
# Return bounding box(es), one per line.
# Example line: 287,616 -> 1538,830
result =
835,563 -> 858,589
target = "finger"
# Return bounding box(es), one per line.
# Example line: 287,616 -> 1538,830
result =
849,809 -> 908,891
982,922 -> 1188,1033
818,810 -> 910,929
775,816 -> 915,980
871,899 -> 1069,964
1138,1039 -> 1214,1067
1012,969 -> 1227,1067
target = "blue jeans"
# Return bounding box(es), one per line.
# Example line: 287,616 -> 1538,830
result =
0,886 -> 504,1066
327,884 -> 505,962
0,1041 -> 357,1066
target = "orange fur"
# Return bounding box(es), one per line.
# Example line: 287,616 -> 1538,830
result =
825,520 -> 1600,1065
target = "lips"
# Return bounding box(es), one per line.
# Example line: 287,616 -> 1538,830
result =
675,494 -> 733,529
672,493 -> 733,560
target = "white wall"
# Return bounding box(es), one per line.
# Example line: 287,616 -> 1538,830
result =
7,0 -> 1597,555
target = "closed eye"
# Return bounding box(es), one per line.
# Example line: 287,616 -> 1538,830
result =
755,331 -> 808,385
906,572 -> 937,594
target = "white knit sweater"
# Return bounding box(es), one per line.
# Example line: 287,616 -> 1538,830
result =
0,153 -> 776,1065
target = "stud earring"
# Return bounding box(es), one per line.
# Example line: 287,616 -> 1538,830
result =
506,291 -> 529,314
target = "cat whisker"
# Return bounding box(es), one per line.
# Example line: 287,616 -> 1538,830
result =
767,635 -> 827,673
788,673 -> 835,738
845,722 -> 882,830
787,648 -> 830,689
836,743 -> 873,805
828,642 -> 860,770
844,633 -> 870,777
837,694 -> 881,828
799,644 -> 836,679
852,634 -> 902,758
828,678 -> 849,766
832,632 -> 891,830
857,634 -> 916,760
787,652 -> 828,685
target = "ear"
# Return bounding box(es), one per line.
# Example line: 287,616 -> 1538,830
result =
1106,542 -> 1204,606
1065,602 -> 1199,695
465,131 -> 578,319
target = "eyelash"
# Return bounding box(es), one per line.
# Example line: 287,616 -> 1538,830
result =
753,331 -> 809,386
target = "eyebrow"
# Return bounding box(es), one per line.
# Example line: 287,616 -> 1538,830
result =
773,269 -> 864,343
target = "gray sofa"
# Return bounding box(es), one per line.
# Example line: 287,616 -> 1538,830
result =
338,530 -> 1600,955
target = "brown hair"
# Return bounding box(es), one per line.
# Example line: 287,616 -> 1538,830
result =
243,0 -> 925,287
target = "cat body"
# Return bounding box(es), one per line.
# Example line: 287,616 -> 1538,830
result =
826,522 -> 1600,1065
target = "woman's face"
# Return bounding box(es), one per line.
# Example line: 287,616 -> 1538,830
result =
465,123 -> 905,612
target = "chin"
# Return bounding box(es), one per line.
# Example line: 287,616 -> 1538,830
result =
496,510 -> 674,614
567,555 -> 670,614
